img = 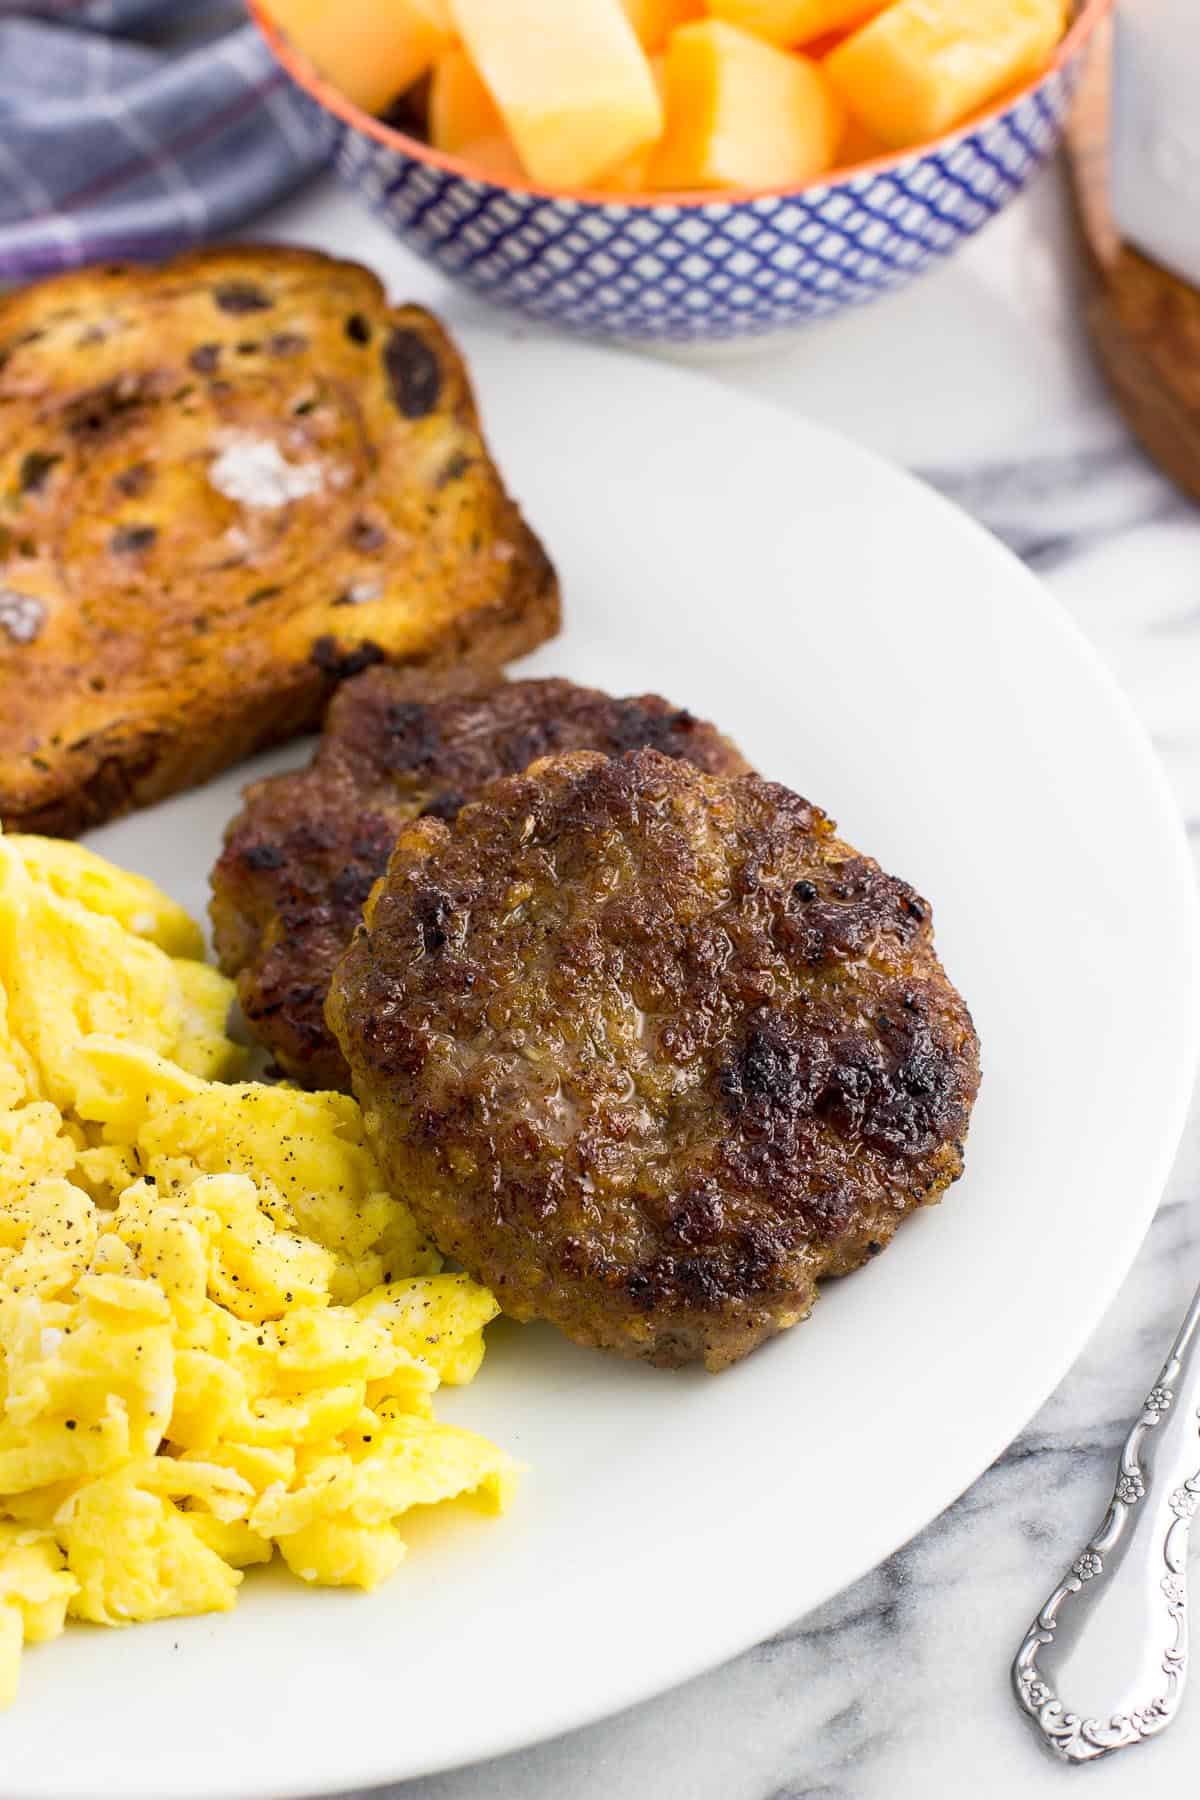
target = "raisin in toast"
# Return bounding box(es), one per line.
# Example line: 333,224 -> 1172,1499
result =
0,246 -> 559,836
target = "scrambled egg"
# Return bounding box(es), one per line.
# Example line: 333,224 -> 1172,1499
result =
0,833 -> 515,1703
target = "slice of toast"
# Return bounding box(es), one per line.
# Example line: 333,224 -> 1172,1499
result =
0,246 -> 559,836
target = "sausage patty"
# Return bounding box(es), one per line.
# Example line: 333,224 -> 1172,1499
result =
326,748 -> 981,1370
210,672 -> 751,1089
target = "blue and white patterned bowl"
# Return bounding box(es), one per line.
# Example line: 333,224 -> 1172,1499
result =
252,0 -> 1109,343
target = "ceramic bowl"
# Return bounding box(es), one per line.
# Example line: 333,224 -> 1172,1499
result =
251,0 -> 1111,343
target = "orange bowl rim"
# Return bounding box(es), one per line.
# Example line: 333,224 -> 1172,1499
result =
248,0 -> 1113,211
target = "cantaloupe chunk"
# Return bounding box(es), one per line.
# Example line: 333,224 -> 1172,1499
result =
621,0 -> 703,52
825,0 -> 1067,149
595,147 -> 652,192
595,56 -> 666,191
706,0 -> 883,49
458,136 -> 529,184
650,21 -> 842,191
429,48 -> 504,153
837,112 -> 887,167
265,0 -> 454,117
449,0 -> 663,189
429,56 -> 526,181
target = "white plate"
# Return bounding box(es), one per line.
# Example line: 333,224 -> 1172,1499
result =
7,334 -> 1197,1800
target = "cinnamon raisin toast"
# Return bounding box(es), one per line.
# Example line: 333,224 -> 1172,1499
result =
0,246 -> 559,836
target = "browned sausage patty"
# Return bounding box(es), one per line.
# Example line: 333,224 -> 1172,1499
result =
210,672 -> 752,1089
327,749 -> 981,1371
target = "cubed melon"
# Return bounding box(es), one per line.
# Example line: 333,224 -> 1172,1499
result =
836,112 -> 887,167
595,56 -> 666,190
621,0 -> 703,51
449,0 -> 664,189
595,146 -> 653,192
265,0 -> 454,117
825,0 -> 1067,149
429,48 -> 504,153
650,20 -> 842,190
430,53 -> 525,180
706,0 -> 883,49
458,136 -> 529,184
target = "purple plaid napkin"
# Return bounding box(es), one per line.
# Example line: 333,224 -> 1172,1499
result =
0,0 -> 325,280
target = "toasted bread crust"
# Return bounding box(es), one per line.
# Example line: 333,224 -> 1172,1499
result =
0,246 -> 559,836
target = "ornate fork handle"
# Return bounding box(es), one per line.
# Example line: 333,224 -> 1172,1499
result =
1013,1279 -> 1200,1763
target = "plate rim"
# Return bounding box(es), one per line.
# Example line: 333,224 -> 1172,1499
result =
5,332 -> 1198,1800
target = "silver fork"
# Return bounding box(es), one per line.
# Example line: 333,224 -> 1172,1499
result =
1013,1280 -> 1200,1762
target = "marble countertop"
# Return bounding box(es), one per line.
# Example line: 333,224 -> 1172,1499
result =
261,159 -> 1200,1800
